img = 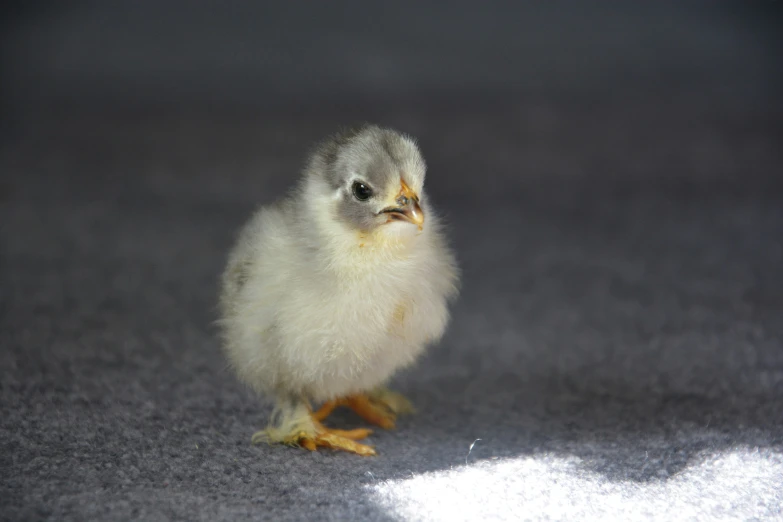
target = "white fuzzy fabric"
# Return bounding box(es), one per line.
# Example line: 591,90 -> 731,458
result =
369,449 -> 783,521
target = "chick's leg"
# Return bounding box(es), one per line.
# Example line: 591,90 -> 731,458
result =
252,395 -> 377,456
313,387 -> 415,430
368,387 -> 416,416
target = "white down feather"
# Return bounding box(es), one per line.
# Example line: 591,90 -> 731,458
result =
218,171 -> 459,404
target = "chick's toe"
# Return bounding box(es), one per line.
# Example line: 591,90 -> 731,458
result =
303,429 -> 376,457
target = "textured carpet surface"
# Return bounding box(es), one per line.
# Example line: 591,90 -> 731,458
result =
3,94 -> 782,521
2,3 -> 783,521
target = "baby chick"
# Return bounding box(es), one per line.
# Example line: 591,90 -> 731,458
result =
218,124 -> 459,456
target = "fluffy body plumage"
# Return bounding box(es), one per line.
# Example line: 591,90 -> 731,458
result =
218,125 -> 459,453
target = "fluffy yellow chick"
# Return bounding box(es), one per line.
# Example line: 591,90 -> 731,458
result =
217,124 -> 459,456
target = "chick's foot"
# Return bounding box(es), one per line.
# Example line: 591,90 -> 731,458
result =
252,416 -> 376,456
300,421 -> 376,456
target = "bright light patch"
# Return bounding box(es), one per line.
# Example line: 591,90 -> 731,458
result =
367,449 -> 783,521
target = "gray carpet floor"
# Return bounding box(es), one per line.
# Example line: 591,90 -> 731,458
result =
2,3 -> 783,521
2,91 -> 782,521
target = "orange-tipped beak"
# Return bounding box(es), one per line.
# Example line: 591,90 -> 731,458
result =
380,179 -> 424,229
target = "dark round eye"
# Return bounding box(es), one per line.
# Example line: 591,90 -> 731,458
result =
351,181 -> 373,201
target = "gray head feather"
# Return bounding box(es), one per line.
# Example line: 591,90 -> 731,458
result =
307,124 -> 427,232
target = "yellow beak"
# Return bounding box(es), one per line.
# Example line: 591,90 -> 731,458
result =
380,179 -> 425,229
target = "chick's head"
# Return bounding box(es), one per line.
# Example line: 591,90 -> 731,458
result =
312,125 -> 428,238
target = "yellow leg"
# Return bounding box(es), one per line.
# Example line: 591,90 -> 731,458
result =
344,395 -> 397,429
313,388 -> 415,430
369,387 -> 416,415
312,400 -> 339,422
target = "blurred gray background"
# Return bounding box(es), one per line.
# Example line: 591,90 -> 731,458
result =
2,2 -> 781,114
2,2 -> 782,521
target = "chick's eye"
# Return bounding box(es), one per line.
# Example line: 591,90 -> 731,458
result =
352,181 -> 373,201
